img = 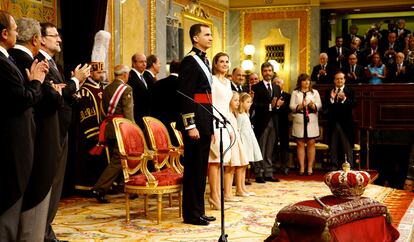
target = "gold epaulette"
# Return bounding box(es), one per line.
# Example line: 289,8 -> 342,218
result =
181,113 -> 195,127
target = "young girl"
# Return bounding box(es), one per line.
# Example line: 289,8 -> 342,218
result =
237,92 -> 263,195
224,92 -> 249,201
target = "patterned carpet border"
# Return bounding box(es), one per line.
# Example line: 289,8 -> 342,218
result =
53,178 -> 412,241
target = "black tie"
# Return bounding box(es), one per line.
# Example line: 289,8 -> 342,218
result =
267,83 -> 272,97
335,88 -> 340,103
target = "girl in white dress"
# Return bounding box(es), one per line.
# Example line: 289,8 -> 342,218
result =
237,92 -> 263,196
224,92 -> 249,201
208,52 -> 233,210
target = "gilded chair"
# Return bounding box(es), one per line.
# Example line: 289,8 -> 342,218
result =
143,116 -> 183,173
112,117 -> 182,224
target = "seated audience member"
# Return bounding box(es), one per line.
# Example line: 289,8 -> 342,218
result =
311,53 -> 335,84
327,36 -> 350,70
365,52 -> 387,84
342,54 -> 365,83
361,37 -> 380,67
364,23 -> 382,49
404,36 -> 414,66
396,19 -> 411,49
404,178 -> 414,192
343,24 -> 364,50
349,37 -> 364,65
381,32 -> 403,67
387,52 -> 413,83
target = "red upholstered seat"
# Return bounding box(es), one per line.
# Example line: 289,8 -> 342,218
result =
143,116 -> 183,173
112,118 -> 182,224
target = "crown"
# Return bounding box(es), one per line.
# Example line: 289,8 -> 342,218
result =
324,161 -> 371,199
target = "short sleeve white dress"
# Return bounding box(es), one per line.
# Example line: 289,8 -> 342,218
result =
237,112 -> 263,162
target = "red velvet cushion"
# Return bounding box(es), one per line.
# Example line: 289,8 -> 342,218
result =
127,168 -> 183,186
148,120 -> 169,152
120,123 -> 144,157
276,195 -> 388,229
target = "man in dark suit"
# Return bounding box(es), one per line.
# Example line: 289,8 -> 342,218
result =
311,53 -> 335,84
177,23 -> 215,226
143,54 -> 160,88
128,53 -> 150,128
273,77 -> 291,175
361,37 -> 380,67
343,24 -> 365,50
0,10 -> 47,241
231,67 -> 247,93
342,54 -> 365,83
387,52 -> 413,83
9,17 -> 63,241
323,71 -> 357,170
92,65 -> 134,203
36,22 -> 90,242
151,60 -> 180,145
327,36 -> 350,70
381,32 -> 404,67
396,19 -> 411,50
252,62 -> 281,183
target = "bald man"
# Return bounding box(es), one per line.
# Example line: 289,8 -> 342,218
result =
92,64 -> 134,203
129,53 -> 151,128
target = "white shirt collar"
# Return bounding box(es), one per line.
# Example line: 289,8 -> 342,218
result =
0,46 -> 9,58
39,49 -> 53,60
14,44 -> 33,58
263,80 -> 271,86
131,68 -> 142,77
170,73 -> 178,77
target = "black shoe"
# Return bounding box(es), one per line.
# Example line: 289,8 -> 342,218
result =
201,215 -> 216,221
264,177 -> 280,182
245,180 -> 252,185
184,217 -> 210,225
92,190 -> 109,203
255,177 -> 266,183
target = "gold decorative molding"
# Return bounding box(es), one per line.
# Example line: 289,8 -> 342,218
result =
240,6 -> 311,76
183,0 -> 210,19
149,0 -> 156,54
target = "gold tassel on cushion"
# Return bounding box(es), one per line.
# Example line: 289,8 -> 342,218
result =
271,218 -> 280,237
321,224 -> 331,242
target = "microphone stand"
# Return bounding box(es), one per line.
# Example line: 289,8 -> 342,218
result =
177,90 -> 231,242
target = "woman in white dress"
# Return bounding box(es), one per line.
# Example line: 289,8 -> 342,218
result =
208,52 -> 233,210
289,73 -> 322,175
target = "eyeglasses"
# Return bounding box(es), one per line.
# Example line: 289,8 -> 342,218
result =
44,34 -> 61,38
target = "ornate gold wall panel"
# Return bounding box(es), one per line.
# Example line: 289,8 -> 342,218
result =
1,0 -> 57,24
120,0 -> 145,66
241,7 -> 310,86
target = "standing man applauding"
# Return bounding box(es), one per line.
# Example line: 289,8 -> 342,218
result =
177,23 -> 215,226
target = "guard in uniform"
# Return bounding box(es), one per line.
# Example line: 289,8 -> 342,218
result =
177,23 -> 215,226
75,61 -> 109,190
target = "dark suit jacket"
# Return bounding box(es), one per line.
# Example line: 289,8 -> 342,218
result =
151,74 -> 179,126
343,34 -> 364,49
35,52 -> 77,144
275,90 -> 291,142
342,64 -> 366,83
327,46 -> 350,69
143,70 -> 156,90
0,51 -> 42,213
177,47 -> 213,135
231,82 -> 247,93
128,69 -> 151,127
311,64 -> 336,84
9,48 -> 62,210
251,81 -> 281,138
323,86 -> 356,146
386,62 -> 413,83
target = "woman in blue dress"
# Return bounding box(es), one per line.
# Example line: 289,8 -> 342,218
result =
366,52 -> 387,84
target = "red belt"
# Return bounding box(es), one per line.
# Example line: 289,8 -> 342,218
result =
194,93 -> 212,104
